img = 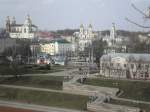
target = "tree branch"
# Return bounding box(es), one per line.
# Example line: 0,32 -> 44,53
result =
131,3 -> 148,18
125,18 -> 150,28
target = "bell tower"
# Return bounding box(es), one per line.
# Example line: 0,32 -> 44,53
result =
110,23 -> 116,40
80,24 -> 84,34
11,16 -> 16,25
24,14 -> 32,26
6,16 -> 11,32
24,14 -> 32,33
88,24 -> 92,33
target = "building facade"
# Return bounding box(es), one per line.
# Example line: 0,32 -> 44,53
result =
100,53 -> 150,80
40,39 -> 72,56
77,24 -> 95,51
6,15 -> 38,39
61,35 -> 78,52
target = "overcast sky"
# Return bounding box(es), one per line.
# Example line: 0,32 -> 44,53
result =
0,0 -> 150,31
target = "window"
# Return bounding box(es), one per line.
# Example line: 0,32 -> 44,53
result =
145,72 -> 149,78
131,64 -> 134,69
145,65 -> 149,69
24,28 -> 26,33
141,74 -> 143,78
124,64 -> 126,68
102,63 -> 104,67
117,63 -> 120,66
138,64 -> 141,69
110,63 -> 113,66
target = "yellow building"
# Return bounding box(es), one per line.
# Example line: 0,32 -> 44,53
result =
40,43 -> 53,55
40,39 -> 72,56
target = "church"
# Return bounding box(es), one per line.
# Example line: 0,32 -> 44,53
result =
78,24 -> 95,51
5,15 -> 38,39
102,23 -> 127,54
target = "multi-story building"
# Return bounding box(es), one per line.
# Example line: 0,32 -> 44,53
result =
40,44 -> 52,55
40,39 -> 72,56
5,15 -> 38,39
61,35 -> 78,52
100,53 -> 150,80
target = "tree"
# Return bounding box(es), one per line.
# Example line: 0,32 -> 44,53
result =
84,39 -> 107,65
2,47 -> 13,56
128,36 -> 150,53
92,39 -> 107,63
0,28 -> 9,38
126,4 -> 150,28
16,44 -> 31,57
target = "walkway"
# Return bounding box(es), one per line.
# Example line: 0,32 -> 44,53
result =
0,68 -> 78,78
0,69 -> 145,112
0,100 -> 84,112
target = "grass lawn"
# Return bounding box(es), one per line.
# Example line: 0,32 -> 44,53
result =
0,76 -> 63,90
110,99 -> 150,112
0,87 -> 89,111
0,64 -> 64,75
83,78 -> 150,102
26,65 -> 64,74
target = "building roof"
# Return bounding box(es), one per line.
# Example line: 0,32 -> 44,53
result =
37,31 -> 54,39
11,24 -> 37,28
50,39 -> 70,44
11,24 -> 23,27
101,53 -> 150,63
31,24 -> 38,28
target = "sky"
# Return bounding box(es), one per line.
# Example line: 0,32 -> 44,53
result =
0,0 -> 150,31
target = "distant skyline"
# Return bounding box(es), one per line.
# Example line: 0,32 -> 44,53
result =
0,0 -> 150,31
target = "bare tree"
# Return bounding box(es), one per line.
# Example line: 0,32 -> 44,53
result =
126,4 -> 150,28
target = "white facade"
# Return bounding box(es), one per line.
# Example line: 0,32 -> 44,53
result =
100,53 -> 150,80
78,24 -> 95,51
61,35 -> 78,52
6,15 -> 38,39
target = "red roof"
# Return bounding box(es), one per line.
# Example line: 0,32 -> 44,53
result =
38,31 -> 54,39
